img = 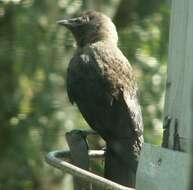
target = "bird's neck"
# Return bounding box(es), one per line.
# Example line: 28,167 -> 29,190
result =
74,29 -> 118,47
76,37 -> 117,48
75,35 -> 100,47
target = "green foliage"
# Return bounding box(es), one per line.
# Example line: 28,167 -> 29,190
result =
0,0 -> 170,189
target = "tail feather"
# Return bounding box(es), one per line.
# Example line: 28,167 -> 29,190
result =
104,140 -> 137,187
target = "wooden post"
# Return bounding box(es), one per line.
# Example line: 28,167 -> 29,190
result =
191,93 -> 193,189
163,0 -> 193,152
136,0 -> 193,189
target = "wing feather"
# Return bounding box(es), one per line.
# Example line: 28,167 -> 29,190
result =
66,42 -> 143,144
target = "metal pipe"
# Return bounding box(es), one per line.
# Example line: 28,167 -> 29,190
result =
45,149 -> 135,190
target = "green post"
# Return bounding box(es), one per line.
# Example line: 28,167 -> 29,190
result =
163,0 -> 193,152
136,0 -> 193,189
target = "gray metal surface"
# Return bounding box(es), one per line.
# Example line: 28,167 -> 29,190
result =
136,143 -> 190,190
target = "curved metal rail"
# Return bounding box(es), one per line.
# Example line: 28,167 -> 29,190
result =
45,149 -> 135,190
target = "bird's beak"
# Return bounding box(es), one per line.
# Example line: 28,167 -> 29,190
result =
57,17 -> 83,28
57,19 -> 69,26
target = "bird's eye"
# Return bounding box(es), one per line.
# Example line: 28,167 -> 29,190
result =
89,16 -> 94,20
76,18 -> 82,23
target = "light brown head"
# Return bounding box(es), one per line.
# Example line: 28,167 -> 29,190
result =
57,11 -> 118,47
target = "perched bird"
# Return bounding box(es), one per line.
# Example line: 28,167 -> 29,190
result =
57,11 -> 144,187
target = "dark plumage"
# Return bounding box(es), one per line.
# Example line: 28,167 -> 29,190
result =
58,11 -> 144,187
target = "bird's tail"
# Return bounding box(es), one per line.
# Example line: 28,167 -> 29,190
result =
104,140 -> 137,187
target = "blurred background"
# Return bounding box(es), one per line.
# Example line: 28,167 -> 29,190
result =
0,0 -> 170,189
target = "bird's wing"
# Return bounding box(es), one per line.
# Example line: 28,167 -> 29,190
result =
66,42 -> 143,142
91,42 -> 144,137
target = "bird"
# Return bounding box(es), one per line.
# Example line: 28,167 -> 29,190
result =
57,11 -> 144,187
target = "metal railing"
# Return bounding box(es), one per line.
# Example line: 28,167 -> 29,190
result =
45,130 -> 135,190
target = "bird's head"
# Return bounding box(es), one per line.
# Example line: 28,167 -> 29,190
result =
57,11 -> 118,47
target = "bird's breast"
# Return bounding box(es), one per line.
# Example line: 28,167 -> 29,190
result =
67,50 -> 109,103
